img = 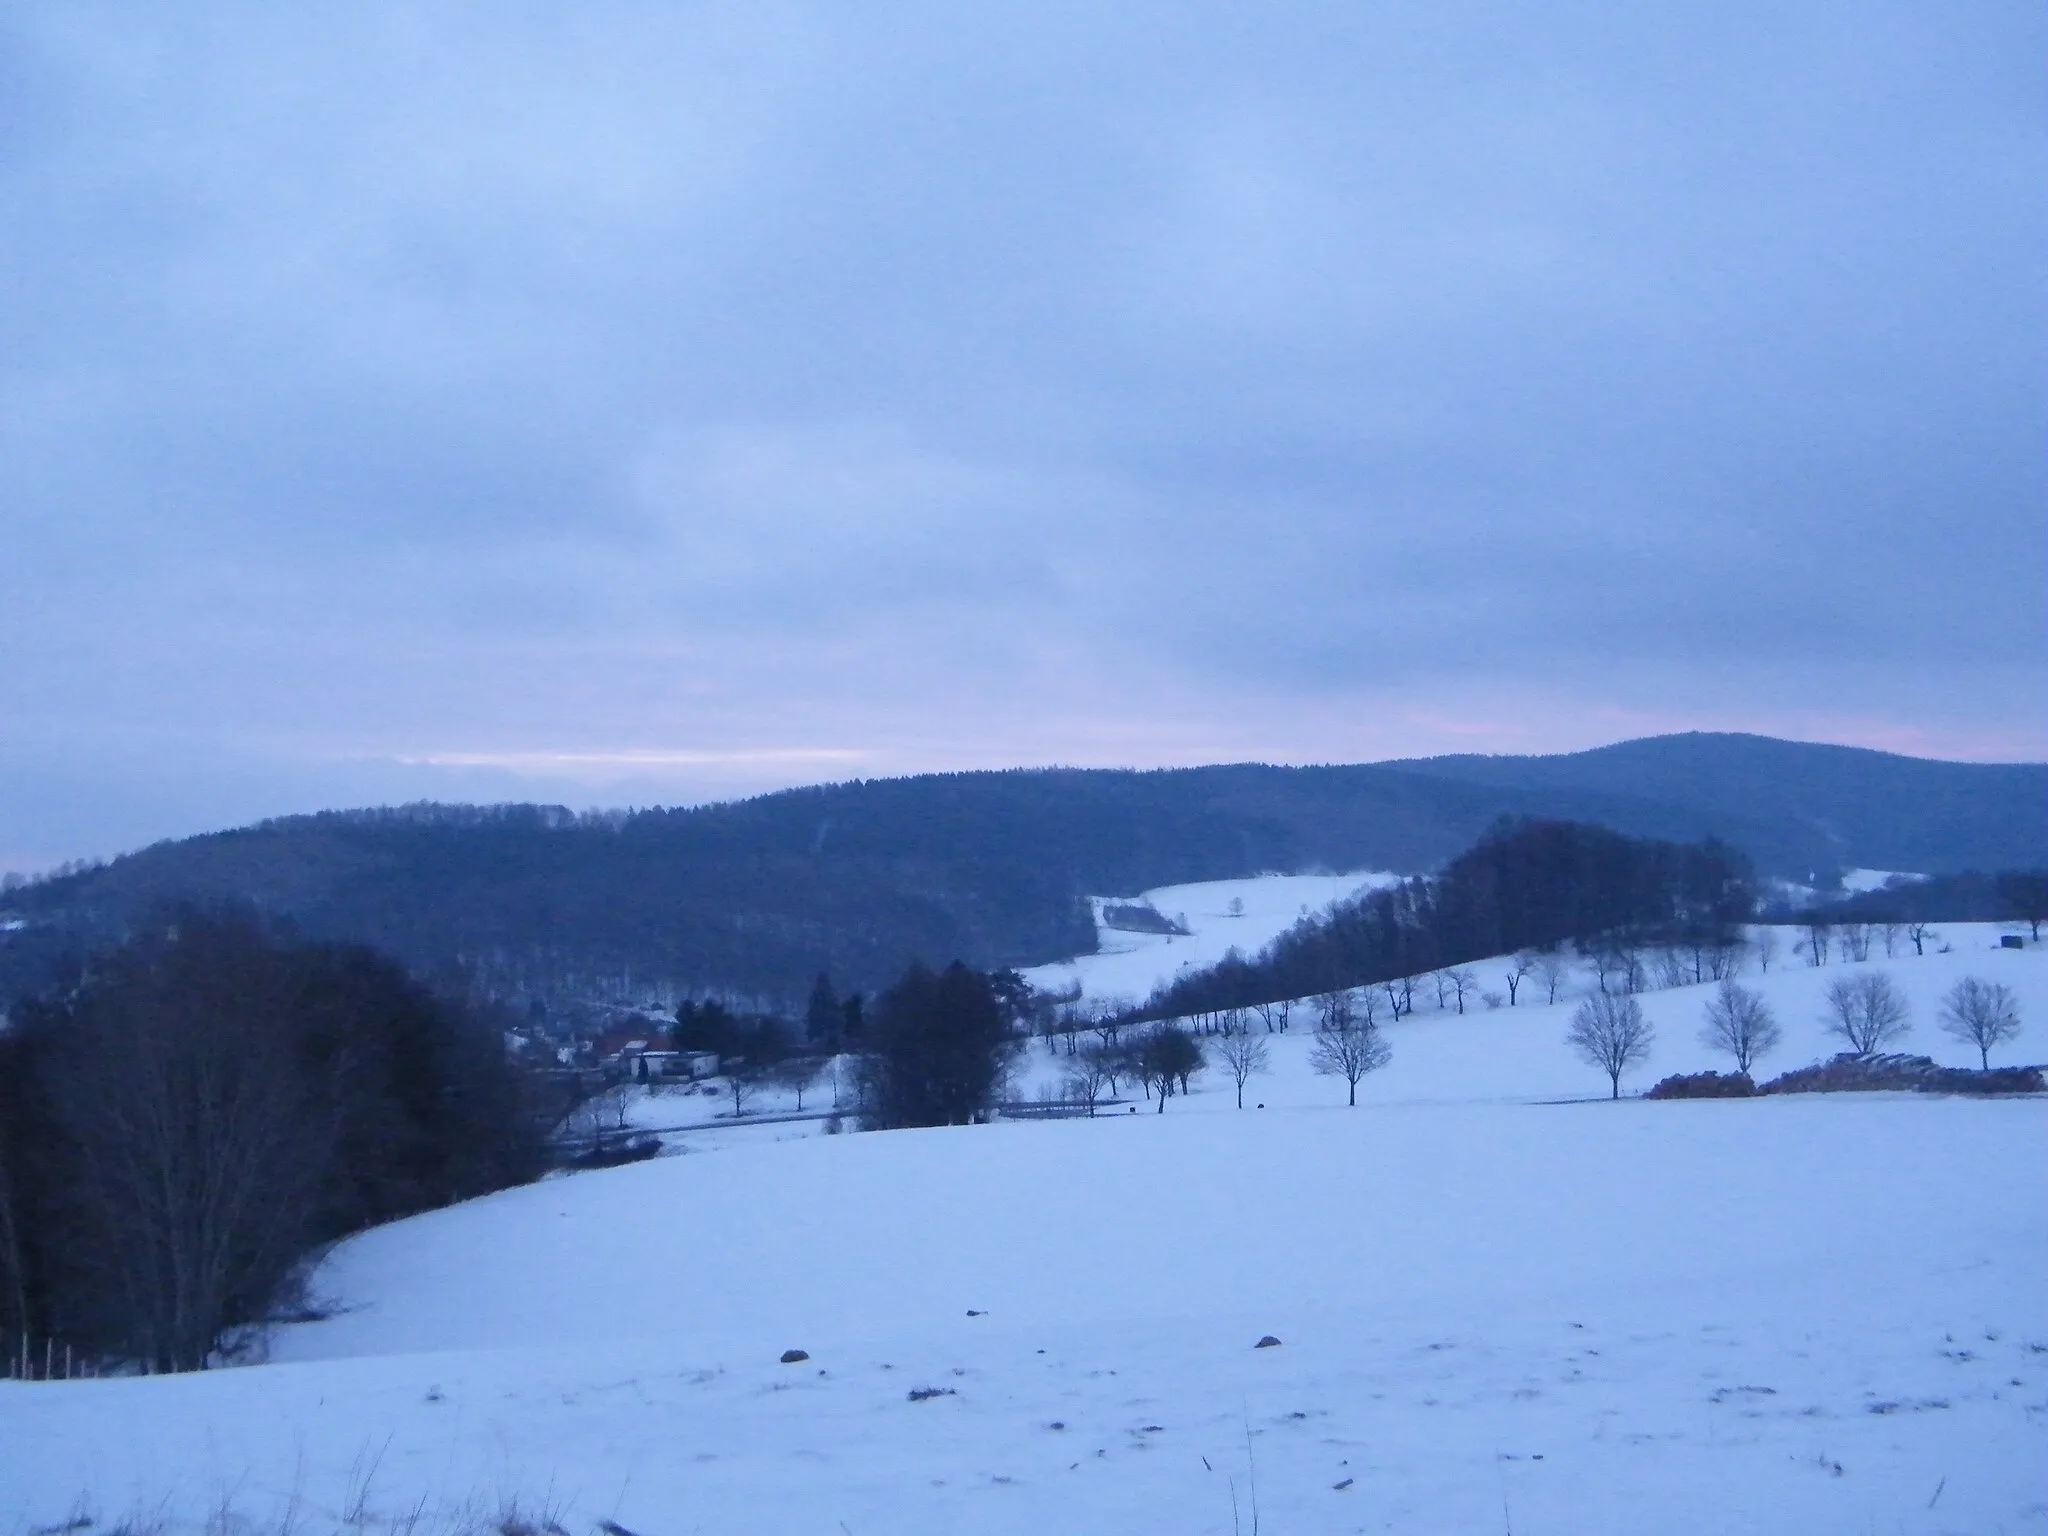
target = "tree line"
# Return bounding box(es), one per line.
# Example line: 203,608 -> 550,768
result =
0,910 -> 547,1374
1135,818 -> 1756,1020
1777,869 -> 2048,937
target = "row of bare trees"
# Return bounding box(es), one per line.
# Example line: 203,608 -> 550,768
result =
1567,972 -> 2025,1097
1790,918 -> 1944,966
1057,1024 -> 1206,1114
1050,999 -> 1399,1113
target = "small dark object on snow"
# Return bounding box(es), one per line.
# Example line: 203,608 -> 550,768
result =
966,1309 -> 985,1316
1048,1420 -> 1066,1430
1332,1478 -> 1353,1491
908,1385 -> 956,1401
779,1348 -> 810,1364
598,1523 -> 645,1536
1255,1335 -> 1282,1349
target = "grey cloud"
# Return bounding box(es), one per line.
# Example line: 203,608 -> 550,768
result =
1,2 -> 2042,867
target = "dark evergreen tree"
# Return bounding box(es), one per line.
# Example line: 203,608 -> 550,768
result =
804,973 -> 842,1048
859,961 -> 1014,1129
673,998 -> 739,1055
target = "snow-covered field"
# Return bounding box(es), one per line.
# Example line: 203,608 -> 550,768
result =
3,925 -> 2044,1534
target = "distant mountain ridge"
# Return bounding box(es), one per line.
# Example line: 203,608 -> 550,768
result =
1384,732 -> 2045,878
1,733 -> 2040,1006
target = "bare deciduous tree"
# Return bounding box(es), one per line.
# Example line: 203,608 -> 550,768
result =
1250,998 -> 1293,1033
1503,952 -> 1535,1006
1590,944 -> 1644,996
1445,967 -> 1479,1015
1839,923 -> 1872,963
1706,939 -> 1744,981
41,937 -> 338,1372
1904,921 -> 1934,957
1210,1031 -> 1271,1109
1699,979 -> 1780,1074
1939,977 -> 2022,1070
1314,989 -> 1355,1031
1801,919 -> 1832,967
1533,950 -> 1572,1005
1133,1025 -> 1203,1112
1752,927 -> 1780,973
1063,1044 -> 1118,1116
1586,946 -> 1617,995
1680,936 -> 1719,985
1618,939 -> 1649,994
1308,1016 -> 1391,1106
1567,992 -> 1654,1099
725,1064 -> 760,1117
771,1055 -> 826,1111
573,1082 -> 633,1148
1821,972 -> 1910,1056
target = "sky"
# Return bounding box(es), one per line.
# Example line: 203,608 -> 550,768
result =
2,3 -> 2043,873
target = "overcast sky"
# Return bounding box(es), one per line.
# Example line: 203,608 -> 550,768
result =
2,3 -> 2042,871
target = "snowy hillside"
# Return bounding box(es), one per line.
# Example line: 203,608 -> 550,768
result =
1012,924 -> 2047,1110
1020,871 -> 1400,1006
2,930 -> 2043,1534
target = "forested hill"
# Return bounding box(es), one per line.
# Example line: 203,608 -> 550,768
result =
1,735 -> 2040,1006
1384,732 -> 2045,877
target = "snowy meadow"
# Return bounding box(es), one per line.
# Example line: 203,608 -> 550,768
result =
2,889 -> 2043,1535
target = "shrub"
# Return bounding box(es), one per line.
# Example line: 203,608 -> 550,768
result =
1760,1053 -> 2045,1096
1644,1070 -> 1756,1099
